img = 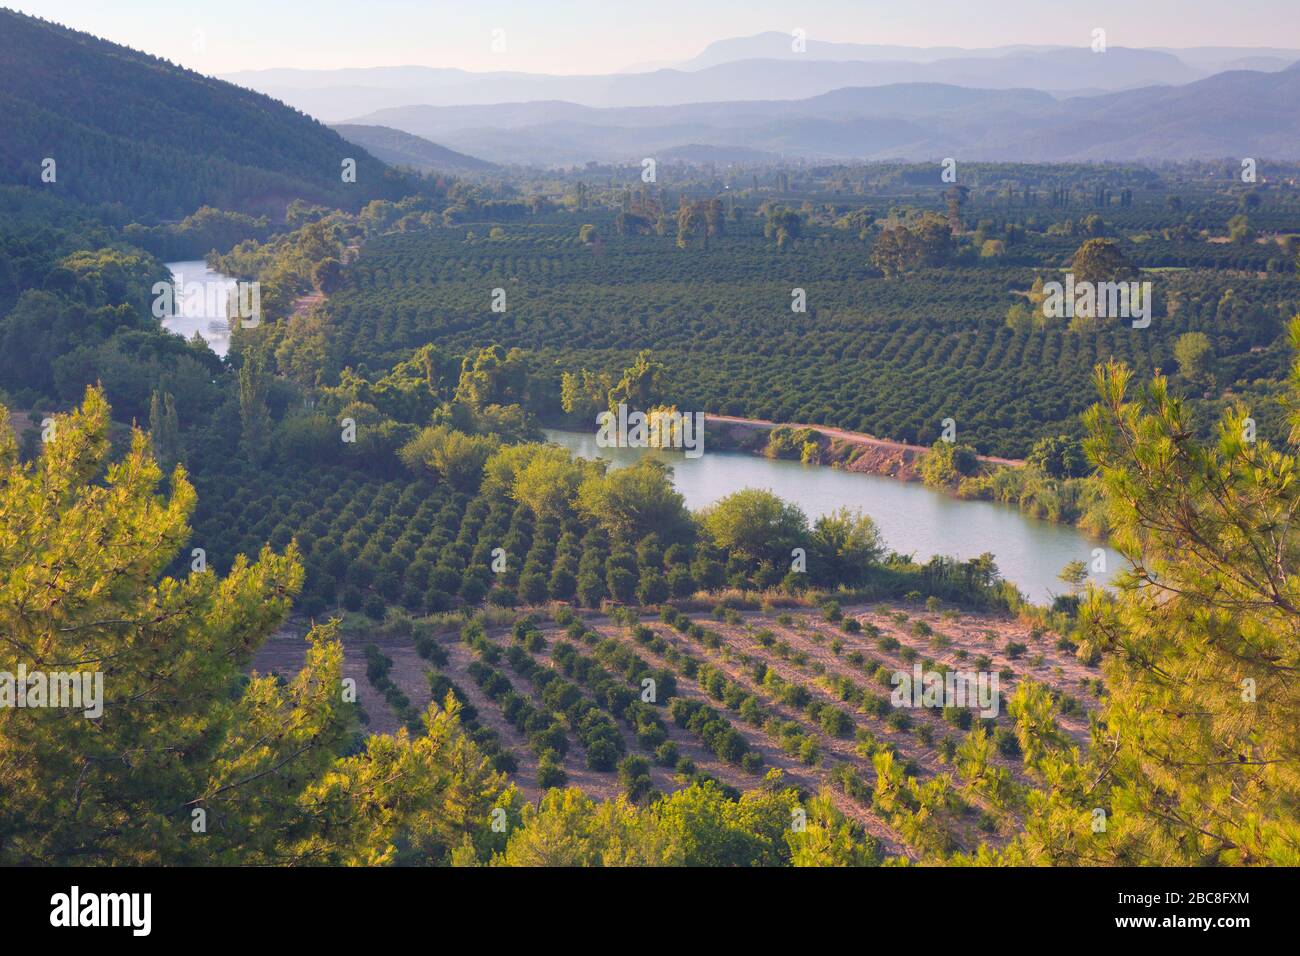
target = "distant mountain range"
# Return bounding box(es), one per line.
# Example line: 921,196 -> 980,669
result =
214,32 -> 1300,167
0,9 -> 407,218
7,10 -> 1292,193
339,66 -> 1300,166
331,124 -> 497,173
216,49 -> 1209,118
652,32 -> 1300,75
221,37 -> 1300,120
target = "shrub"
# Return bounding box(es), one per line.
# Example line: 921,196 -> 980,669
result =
486,585 -> 517,607
942,705 -> 972,730
585,738 -> 620,772
667,565 -> 696,598
537,753 -> 567,788
654,741 -> 679,767
994,727 -> 1022,758
577,571 -> 606,607
820,707 -> 853,738
518,571 -> 548,605
362,593 -> 387,620
637,569 -> 669,605
618,755 -> 655,801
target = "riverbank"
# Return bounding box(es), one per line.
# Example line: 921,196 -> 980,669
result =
701,414 -> 1105,537
544,427 -> 1115,603
705,414 -> 1023,482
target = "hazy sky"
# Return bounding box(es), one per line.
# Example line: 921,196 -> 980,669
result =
10,0 -> 1300,74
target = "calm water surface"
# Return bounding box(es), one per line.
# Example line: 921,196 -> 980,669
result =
544,428 -> 1117,604
163,260 -> 237,357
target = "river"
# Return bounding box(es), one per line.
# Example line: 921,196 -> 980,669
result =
162,260 -> 237,357
544,428 -> 1117,605
160,260 -> 1115,603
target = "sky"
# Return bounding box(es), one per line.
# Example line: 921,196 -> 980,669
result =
9,0 -> 1300,74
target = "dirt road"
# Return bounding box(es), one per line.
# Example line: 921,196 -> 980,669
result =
704,414 -> 1024,467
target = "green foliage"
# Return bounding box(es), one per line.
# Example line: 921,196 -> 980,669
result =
1025,435 -> 1088,479
491,443 -> 598,518
1070,238 -> 1139,287
606,349 -> 666,413
701,489 -> 808,564
870,212 -> 953,277
124,207 -> 271,261
454,345 -> 533,412
0,10 -> 414,216
763,207 -> 803,249
809,507 -> 885,586
0,387 -> 520,865
986,343 -> 1300,865
239,349 -> 273,466
576,457 -> 693,545
1173,331 -> 1218,394
399,425 -> 500,491
920,440 -> 980,488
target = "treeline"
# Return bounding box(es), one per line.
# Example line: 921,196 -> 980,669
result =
124,206 -> 273,261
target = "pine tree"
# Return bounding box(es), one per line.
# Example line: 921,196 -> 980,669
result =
997,337 -> 1300,865
0,387 -> 520,864
149,388 -> 180,468
238,349 -> 272,466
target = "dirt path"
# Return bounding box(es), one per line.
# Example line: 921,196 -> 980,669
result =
705,414 -> 1025,467
250,625 -> 430,736
288,290 -> 325,320
435,634 -> 546,802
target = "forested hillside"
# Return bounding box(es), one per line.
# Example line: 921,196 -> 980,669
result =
0,9 -> 412,217
332,124 -> 497,174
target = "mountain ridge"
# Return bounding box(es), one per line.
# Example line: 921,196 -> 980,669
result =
220,47 -> 1209,119
342,68 -> 1300,166
331,124 -> 497,173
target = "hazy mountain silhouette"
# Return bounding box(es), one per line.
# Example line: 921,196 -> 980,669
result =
223,46 -> 1205,118
346,66 -> 1300,165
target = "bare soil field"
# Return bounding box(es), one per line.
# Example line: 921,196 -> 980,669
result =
251,625 -> 431,736
251,598 -> 1097,859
